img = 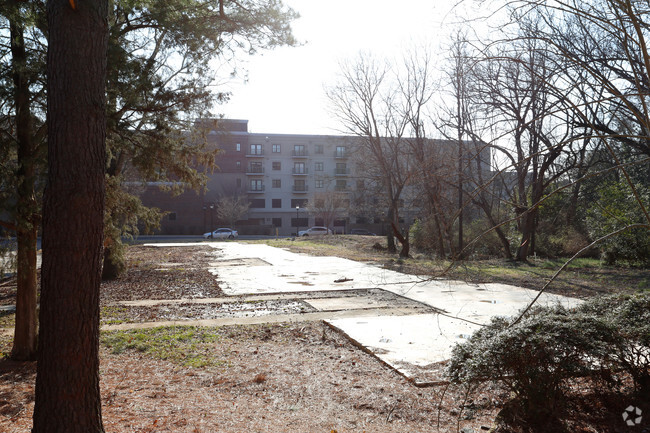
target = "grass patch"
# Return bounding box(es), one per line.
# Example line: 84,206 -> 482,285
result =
101,326 -> 225,368
101,305 -> 128,325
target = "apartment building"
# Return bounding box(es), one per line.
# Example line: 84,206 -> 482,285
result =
139,119 -> 365,235
138,119 -> 490,236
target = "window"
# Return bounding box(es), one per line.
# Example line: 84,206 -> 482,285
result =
336,146 -> 346,157
168,212 -> 176,221
249,179 -> 264,191
236,143 -> 241,152
336,162 -> 347,175
248,161 -> 263,173
293,179 -> 306,192
250,144 -> 263,155
236,161 -> 241,170
272,218 -> 282,227
315,180 -> 324,188
272,144 -> 281,153
249,199 -> 265,208
272,179 -> 281,188
293,162 -> 306,174
291,199 -> 308,208
356,179 -> 365,189
236,178 -> 241,188
314,199 -> 324,208
335,179 -> 347,191
272,161 -> 281,170
315,144 -> 323,154
291,217 -> 309,227
272,199 -> 282,208
315,162 -> 324,171
293,144 -> 306,156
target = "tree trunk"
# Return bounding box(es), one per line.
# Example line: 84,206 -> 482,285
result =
392,222 -> 410,258
9,5 -> 39,361
33,0 -> 108,431
386,208 -> 397,253
516,210 -> 536,261
101,243 -> 124,280
11,227 -> 38,360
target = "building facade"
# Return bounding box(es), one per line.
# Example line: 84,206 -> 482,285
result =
139,119 -> 368,235
138,119 -> 490,236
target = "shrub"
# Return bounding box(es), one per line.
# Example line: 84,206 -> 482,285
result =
447,306 -> 615,428
586,182 -> 650,265
576,293 -> 650,393
448,293 -> 650,430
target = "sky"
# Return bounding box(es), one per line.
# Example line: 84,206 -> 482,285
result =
219,0 -> 475,135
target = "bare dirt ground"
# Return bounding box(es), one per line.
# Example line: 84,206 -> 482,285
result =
0,241 -> 646,432
1,244 -> 504,433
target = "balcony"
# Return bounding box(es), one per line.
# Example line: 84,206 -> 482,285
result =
246,150 -> 265,157
246,165 -> 265,175
292,150 -> 309,158
334,168 -> 350,176
292,167 -> 309,175
335,185 -> 351,192
292,185 -> 309,193
247,185 -> 266,193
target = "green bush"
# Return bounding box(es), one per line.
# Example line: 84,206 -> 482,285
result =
448,293 -> 650,429
447,306 -> 612,427
586,182 -> 650,265
576,293 -> 650,393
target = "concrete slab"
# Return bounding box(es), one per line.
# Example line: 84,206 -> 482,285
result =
327,313 -> 483,382
206,243 -> 581,324
146,241 -> 583,383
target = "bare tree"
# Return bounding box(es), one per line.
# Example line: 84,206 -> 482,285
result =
216,195 -> 249,229
307,191 -> 349,230
472,27 -> 571,261
327,53 -> 414,256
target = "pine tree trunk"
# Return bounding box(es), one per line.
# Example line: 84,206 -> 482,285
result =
32,0 -> 108,431
9,4 -> 39,361
11,227 -> 38,360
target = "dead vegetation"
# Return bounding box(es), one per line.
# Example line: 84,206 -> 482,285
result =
1,241 -> 648,432
0,244 -> 503,432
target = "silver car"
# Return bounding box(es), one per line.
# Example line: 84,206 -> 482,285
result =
203,228 -> 238,239
298,226 -> 332,237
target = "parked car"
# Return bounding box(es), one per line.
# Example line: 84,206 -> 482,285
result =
350,229 -> 376,236
203,228 -> 238,239
298,226 -> 332,237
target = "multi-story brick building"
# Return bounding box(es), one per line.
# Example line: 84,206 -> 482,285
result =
138,119 -> 490,236
139,119 -> 368,236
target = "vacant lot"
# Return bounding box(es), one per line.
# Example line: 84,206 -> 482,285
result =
0,239 -> 646,432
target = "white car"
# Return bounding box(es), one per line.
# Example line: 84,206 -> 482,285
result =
298,226 -> 332,237
203,228 -> 238,240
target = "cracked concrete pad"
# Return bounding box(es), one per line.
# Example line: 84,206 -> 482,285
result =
327,313 -> 483,382
146,241 -> 583,382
